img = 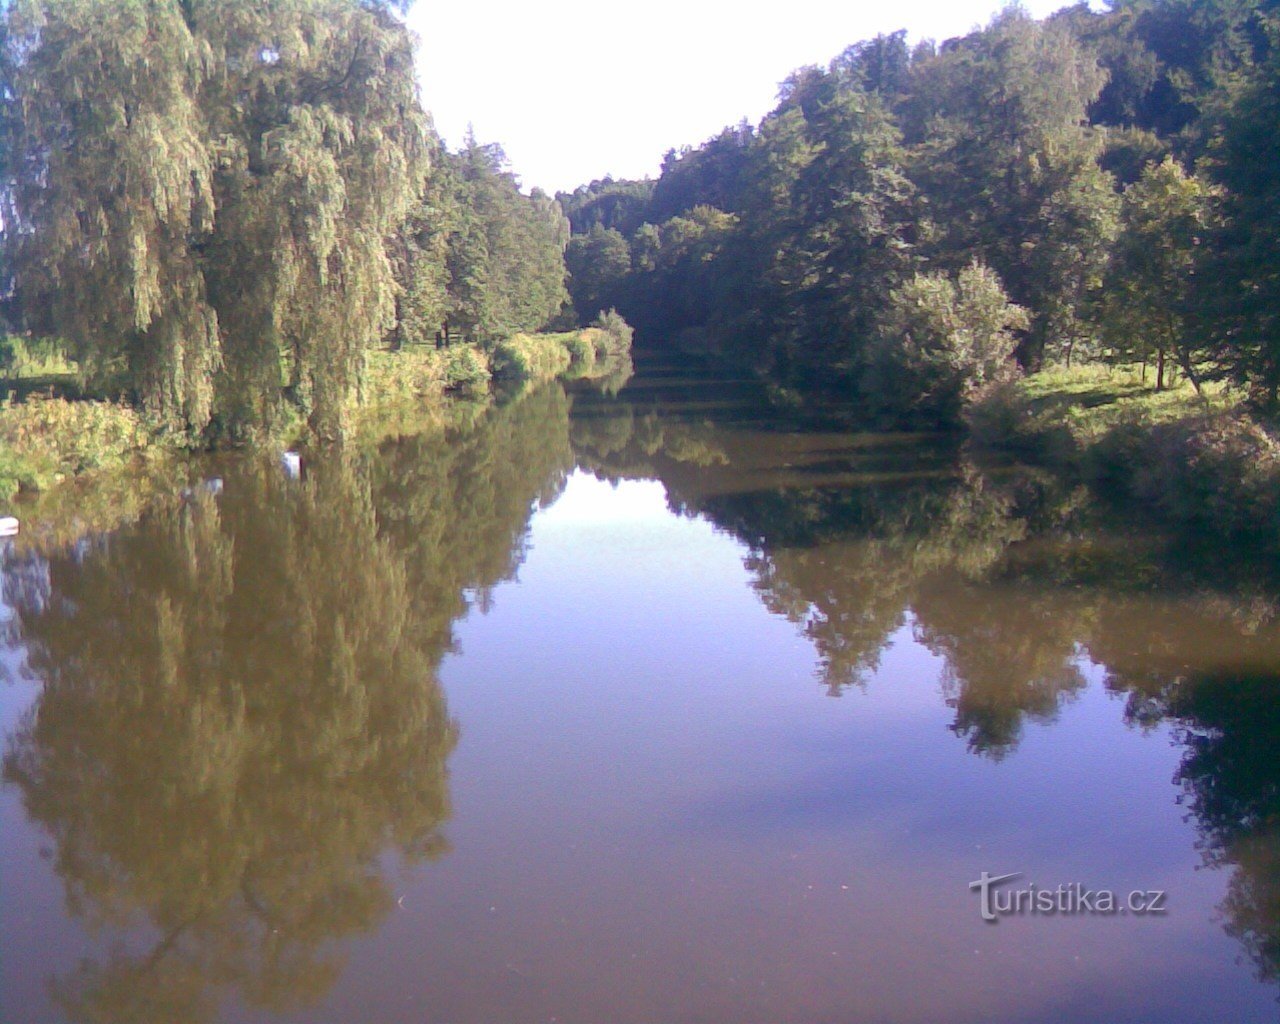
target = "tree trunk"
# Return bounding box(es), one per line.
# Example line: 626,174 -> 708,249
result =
1156,347 -> 1166,391
1176,348 -> 1204,396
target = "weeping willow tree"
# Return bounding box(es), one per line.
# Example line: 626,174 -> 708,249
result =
197,0 -> 428,437
0,0 -> 427,437
0,0 -> 220,431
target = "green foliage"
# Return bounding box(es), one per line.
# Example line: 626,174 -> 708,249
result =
491,333 -> 574,384
1120,413 -> 1280,540
556,2 -> 1280,416
965,360 -> 1280,548
905,9 -> 1118,368
557,176 -> 655,235
565,226 -> 632,320
591,308 -> 635,359
1206,13 -> 1280,412
0,395 -> 156,498
1101,157 -> 1220,390
0,335 -> 75,380
362,347 -> 450,409
1,0 -> 429,439
862,262 -> 1029,424
433,137 -> 570,346
490,317 -> 635,387
442,345 -> 492,392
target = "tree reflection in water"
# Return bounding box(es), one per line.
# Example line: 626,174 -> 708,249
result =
6,368 -> 1280,1015
572,366 -> 1280,982
1,386 -> 574,1023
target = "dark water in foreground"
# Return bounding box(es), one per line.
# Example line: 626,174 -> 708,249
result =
3,356 -> 1280,1023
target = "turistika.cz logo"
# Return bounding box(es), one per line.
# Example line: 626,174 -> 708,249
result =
969,872 -> 1168,923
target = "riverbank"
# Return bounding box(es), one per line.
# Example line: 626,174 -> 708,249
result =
0,319 -> 633,513
966,364 -> 1280,549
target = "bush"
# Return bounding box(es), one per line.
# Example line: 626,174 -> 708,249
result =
442,346 -> 491,393
590,309 -> 635,360
1125,414 -> 1280,542
964,378 -> 1074,461
490,316 -> 634,386
0,396 -> 152,498
862,262 -> 1028,426
562,332 -> 598,375
491,333 -> 573,384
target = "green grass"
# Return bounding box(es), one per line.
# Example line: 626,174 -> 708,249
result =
1016,363 -> 1235,438
967,362 -> 1280,548
968,362 -> 1239,457
0,335 -> 77,380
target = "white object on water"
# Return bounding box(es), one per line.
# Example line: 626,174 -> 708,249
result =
281,451 -> 302,480
0,517 -> 19,537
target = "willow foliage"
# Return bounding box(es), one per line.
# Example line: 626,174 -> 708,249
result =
0,0 -> 429,437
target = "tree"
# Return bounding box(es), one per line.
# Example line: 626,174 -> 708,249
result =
388,135 -> 457,349
195,0 -> 429,438
1102,157 -> 1219,390
1208,14 -> 1280,411
0,0 -> 430,438
905,10 -> 1116,368
0,0 -> 220,431
438,135 -> 569,345
862,262 -> 1028,424
565,225 -> 632,321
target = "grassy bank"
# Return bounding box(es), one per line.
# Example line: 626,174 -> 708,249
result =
0,317 -> 635,514
967,365 -> 1280,548
491,313 -> 635,386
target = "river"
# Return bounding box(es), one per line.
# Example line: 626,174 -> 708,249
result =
2,354 -> 1278,1023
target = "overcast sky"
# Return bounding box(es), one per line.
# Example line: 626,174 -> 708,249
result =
408,1 -> 1094,195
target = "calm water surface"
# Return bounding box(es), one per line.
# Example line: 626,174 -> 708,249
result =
3,356 -> 1280,1023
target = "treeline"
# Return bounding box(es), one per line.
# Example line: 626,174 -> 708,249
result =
558,1 -> 1280,423
0,0 -> 577,440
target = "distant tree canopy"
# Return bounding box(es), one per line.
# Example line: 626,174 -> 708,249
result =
0,0 -> 570,439
557,1 -> 1280,420
5,0 -> 1280,435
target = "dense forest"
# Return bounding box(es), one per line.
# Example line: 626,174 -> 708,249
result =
2,0 -> 1280,452
558,0 -> 1280,423
0,0 -> 578,441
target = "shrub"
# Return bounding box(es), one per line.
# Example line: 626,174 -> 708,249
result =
490,333 -> 572,384
863,262 -> 1028,425
964,378 -> 1074,461
590,309 -> 635,360
442,346 -> 491,393
0,395 -> 152,498
1125,414 -> 1280,542
562,332 -> 598,375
